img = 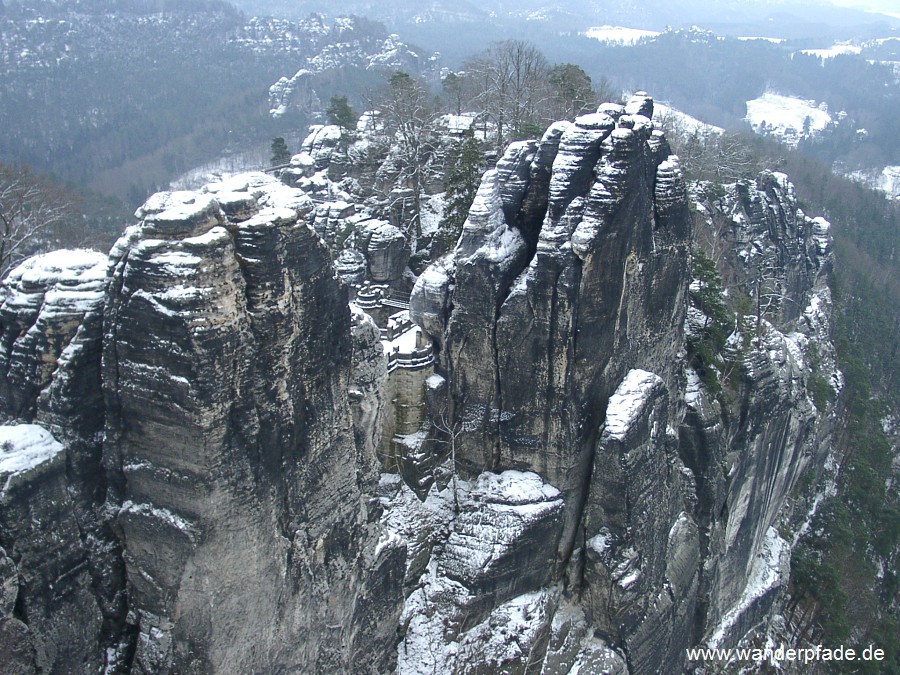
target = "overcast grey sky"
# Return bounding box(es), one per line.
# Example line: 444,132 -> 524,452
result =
827,0 -> 900,13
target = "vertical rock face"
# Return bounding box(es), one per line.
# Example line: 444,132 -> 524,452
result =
708,171 -> 830,324
405,96 -> 695,671
0,251 -> 122,673
0,177 -> 405,674
683,173 -> 838,650
0,424 -> 105,674
412,102 -> 691,565
0,250 -> 107,422
102,186 -> 403,673
405,94 -> 837,672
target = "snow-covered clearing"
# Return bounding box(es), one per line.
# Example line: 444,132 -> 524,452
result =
584,26 -> 660,45
799,43 -> 862,59
745,92 -> 834,146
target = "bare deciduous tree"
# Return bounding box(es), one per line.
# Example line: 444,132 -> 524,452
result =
374,71 -> 440,243
463,40 -> 550,148
433,410 -> 464,513
0,161 -> 73,279
660,120 -> 762,183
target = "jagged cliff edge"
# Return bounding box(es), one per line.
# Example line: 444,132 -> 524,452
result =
0,93 -> 839,674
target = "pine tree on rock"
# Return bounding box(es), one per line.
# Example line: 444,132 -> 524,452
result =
270,136 -> 291,167
326,95 -> 357,138
439,132 -> 484,249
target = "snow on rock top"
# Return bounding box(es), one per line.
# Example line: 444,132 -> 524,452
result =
470,470 -> 561,505
603,369 -> 664,441
0,424 -> 64,494
3,248 -> 106,293
573,112 -> 615,131
182,226 -> 231,247
150,195 -> 220,224
1,249 -> 107,318
240,206 -> 298,229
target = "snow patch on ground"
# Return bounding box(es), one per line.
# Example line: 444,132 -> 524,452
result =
169,146 -> 270,191
584,26 -> 660,45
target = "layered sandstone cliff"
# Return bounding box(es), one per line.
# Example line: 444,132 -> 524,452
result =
0,94 -> 838,674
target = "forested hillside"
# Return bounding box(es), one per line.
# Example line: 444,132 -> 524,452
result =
0,1 -> 408,204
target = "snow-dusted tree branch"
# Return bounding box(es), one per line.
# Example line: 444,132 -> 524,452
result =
432,410 -> 464,514
0,162 -> 72,279
373,71 -> 440,244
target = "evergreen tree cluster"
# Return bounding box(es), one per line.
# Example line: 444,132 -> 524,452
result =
438,132 -> 484,248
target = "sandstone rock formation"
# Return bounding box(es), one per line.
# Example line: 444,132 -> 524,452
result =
402,94 -> 837,671
0,93 -> 839,674
1,178 -> 405,673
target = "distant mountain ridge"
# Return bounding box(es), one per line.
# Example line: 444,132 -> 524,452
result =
226,0 -> 900,31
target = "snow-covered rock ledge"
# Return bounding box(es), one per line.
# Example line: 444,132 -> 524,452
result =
390,469 -> 566,673
0,424 -> 64,496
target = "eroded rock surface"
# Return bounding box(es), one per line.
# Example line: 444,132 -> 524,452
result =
0,179 -> 405,674
102,186 -> 403,673
403,94 -> 837,672
0,93 -> 840,675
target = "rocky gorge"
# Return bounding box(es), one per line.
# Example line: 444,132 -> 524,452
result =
0,94 -> 841,673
